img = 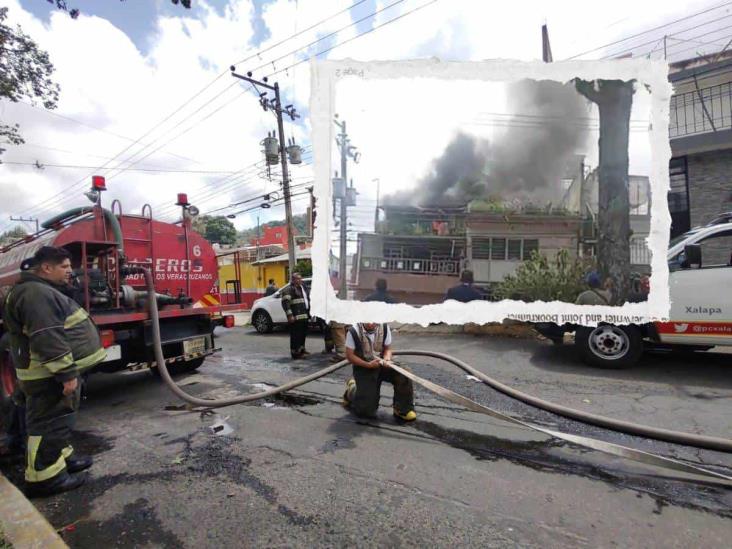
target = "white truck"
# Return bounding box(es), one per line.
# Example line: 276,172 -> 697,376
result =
536,221 -> 732,368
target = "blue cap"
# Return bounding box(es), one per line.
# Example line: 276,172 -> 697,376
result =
586,271 -> 601,288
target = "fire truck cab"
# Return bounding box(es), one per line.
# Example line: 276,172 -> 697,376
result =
561,221 -> 732,368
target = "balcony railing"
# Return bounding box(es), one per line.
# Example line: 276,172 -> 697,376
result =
630,239 -> 652,267
360,256 -> 462,276
670,82 -> 732,138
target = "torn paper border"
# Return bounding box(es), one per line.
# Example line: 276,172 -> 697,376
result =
309,58 -> 672,327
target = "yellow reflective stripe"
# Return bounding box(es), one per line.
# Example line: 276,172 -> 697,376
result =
64,308 -> 89,329
76,347 -> 107,370
41,353 -> 74,374
26,435 -> 67,483
15,367 -> 54,381
61,446 -> 74,459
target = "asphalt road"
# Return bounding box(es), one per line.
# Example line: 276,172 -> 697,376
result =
3,327 -> 732,548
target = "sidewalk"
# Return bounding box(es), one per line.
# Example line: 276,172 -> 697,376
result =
0,473 -> 67,549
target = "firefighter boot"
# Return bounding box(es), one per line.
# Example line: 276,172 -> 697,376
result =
66,454 -> 93,474
25,471 -> 87,499
393,409 -> 417,422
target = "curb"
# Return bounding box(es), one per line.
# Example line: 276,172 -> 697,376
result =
0,473 -> 68,549
393,322 -> 539,339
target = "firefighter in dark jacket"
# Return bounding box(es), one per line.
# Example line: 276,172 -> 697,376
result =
444,270 -> 483,303
4,246 -> 107,497
342,323 -> 416,421
281,272 -> 310,359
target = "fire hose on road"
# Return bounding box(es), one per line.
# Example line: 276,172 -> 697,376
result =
141,270 -> 732,484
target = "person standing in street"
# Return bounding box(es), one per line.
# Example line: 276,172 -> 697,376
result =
264,278 -> 278,296
444,269 -> 483,303
364,278 -> 397,303
342,323 -> 416,421
575,272 -> 612,305
281,272 -> 310,359
4,246 -> 106,497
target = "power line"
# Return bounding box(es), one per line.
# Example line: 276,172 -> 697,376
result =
601,16 -> 732,59
0,161 -> 244,174
88,1 -> 379,190
0,0 -> 434,230
152,149 -> 313,219
3,2 -> 370,224
564,0 -> 732,59
13,101 -> 203,165
664,30 -> 732,60
230,0 -> 370,67
266,0 -> 441,79
248,0 -> 409,75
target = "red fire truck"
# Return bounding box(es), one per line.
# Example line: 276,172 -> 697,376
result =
0,177 -> 239,445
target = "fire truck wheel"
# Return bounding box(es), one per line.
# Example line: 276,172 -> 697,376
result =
252,310 -> 274,334
575,324 -> 643,369
151,357 -> 205,377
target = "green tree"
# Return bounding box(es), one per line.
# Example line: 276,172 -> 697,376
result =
295,259 -> 312,278
193,215 -> 237,246
0,226 -> 27,247
496,249 -> 594,303
0,7 -> 60,160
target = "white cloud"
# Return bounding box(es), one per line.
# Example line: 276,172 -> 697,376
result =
0,0 -> 718,236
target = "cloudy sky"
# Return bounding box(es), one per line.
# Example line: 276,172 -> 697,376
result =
0,0 -> 728,244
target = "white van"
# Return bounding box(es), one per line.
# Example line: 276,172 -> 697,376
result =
536,222 -> 732,368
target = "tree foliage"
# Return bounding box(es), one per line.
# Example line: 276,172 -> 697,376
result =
0,226 -> 28,247
295,259 -> 312,278
192,215 -> 237,246
49,0 -> 192,19
0,7 -> 60,160
496,249 -> 594,303
236,213 -> 309,245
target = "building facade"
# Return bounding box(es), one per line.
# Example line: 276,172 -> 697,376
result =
669,52 -> 732,236
353,205 -> 584,304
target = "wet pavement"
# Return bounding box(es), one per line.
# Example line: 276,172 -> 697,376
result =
2,326 -> 731,547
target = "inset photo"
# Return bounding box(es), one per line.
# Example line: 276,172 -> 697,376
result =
310,59 -> 672,325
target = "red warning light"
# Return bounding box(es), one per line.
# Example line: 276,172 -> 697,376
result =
176,193 -> 189,206
92,175 -> 106,190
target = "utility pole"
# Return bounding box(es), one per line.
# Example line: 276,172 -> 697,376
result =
663,35 -> 667,59
541,24 -> 553,63
231,67 -> 300,276
333,117 -> 360,299
372,178 -> 380,228
10,216 -> 39,233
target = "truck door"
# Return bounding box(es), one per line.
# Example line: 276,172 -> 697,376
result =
660,228 -> 732,346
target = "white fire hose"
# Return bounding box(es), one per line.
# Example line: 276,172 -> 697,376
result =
141,269 -> 732,484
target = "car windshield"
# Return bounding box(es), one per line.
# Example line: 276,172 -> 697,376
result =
669,230 -> 698,248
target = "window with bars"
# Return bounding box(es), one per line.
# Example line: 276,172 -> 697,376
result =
472,237 -> 491,259
522,239 -> 539,260
471,238 -> 539,261
491,238 -> 506,260
507,239 -> 522,260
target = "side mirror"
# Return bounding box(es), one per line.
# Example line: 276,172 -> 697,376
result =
683,244 -> 702,268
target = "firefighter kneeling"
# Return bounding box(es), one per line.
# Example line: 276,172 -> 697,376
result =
4,246 -> 107,497
342,323 -> 416,421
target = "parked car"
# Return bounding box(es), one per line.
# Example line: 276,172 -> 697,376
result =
250,278 -> 325,334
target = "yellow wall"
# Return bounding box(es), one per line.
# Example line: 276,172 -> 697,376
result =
218,261 -> 288,293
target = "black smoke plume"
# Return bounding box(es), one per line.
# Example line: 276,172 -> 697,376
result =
384,79 -> 590,207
